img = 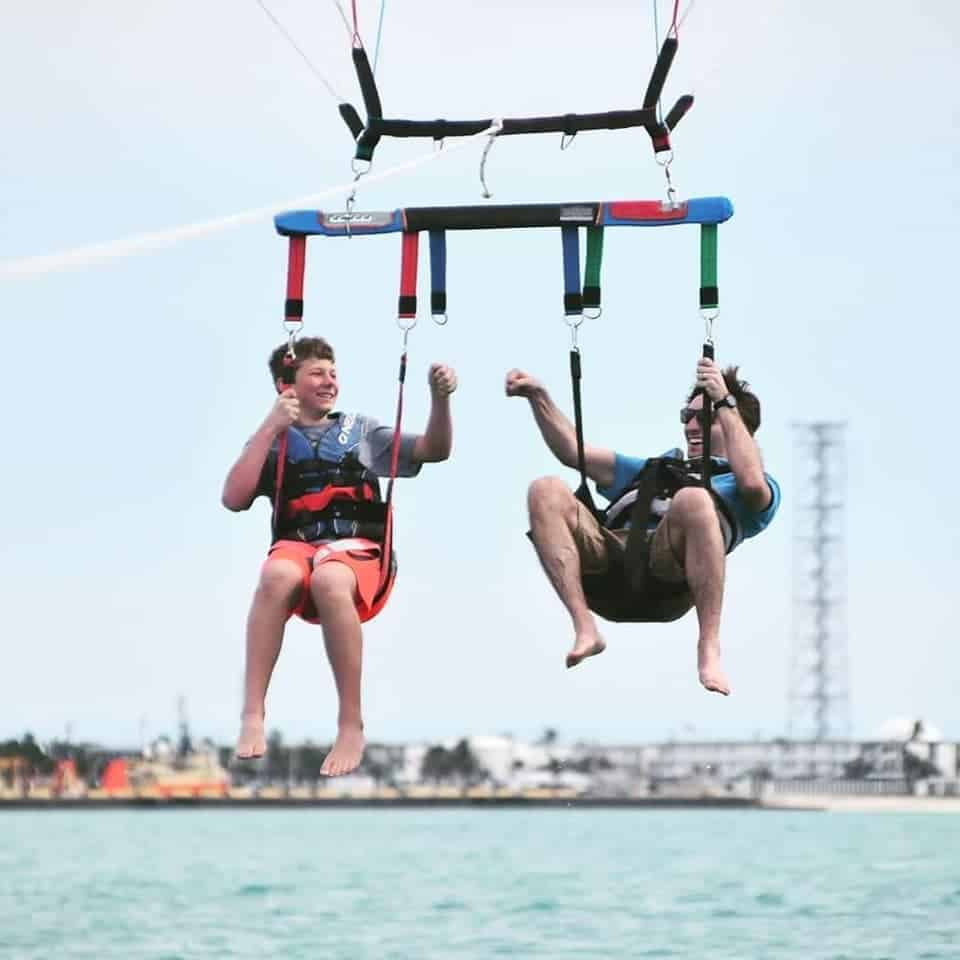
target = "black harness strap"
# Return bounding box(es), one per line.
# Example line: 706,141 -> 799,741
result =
569,347 -> 598,517
701,341 -> 715,488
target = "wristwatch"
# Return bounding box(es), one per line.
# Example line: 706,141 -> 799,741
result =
713,394 -> 738,413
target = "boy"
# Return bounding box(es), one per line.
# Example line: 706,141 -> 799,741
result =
223,337 -> 457,775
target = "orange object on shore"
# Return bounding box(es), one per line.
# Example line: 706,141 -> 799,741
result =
101,758 -> 130,792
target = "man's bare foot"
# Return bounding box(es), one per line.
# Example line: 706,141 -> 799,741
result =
698,646 -> 731,696
236,713 -> 267,759
320,723 -> 366,777
566,632 -> 607,669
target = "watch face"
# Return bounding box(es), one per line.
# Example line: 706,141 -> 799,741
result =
724,395 -> 737,407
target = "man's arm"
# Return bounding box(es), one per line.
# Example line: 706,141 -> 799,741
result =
221,390 -> 299,511
505,369 -> 615,489
411,363 -> 457,463
698,359 -> 772,513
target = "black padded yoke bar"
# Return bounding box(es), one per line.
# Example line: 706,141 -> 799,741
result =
343,40 -> 693,163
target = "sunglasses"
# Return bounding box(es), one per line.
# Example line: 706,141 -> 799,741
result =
680,406 -> 709,425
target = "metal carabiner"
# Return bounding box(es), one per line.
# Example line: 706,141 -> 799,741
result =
565,312 -> 583,349
701,311 -> 718,343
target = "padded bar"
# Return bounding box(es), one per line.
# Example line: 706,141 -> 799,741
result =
603,197 -> 733,226
276,210 -> 404,237
274,198 -> 733,238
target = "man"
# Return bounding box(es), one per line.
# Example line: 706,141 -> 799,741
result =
223,337 -> 458,774
506,357 -> 780,696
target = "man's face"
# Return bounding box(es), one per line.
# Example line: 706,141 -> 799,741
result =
293,357 -> 339,416
682,393 -> 725,460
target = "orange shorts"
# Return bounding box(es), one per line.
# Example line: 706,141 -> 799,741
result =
264,538 -> 395,625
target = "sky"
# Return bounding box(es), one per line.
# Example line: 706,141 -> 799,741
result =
1,1 -> 958,750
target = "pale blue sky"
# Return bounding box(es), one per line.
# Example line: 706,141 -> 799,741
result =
2,1 -> 957,748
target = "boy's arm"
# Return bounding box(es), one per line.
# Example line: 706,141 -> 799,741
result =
505,369 -> 615,489
411,363 -> 457,463
222,391 -> 299,511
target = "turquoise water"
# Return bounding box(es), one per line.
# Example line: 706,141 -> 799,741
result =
3,809 -> 958,959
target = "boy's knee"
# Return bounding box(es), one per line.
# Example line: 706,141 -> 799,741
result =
309,562 -> 357,610
258,559 -> 303,597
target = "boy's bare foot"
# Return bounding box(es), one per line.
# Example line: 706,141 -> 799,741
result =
698,646 -> 730,696
320,723 -> 366,777
566,632 -> 607,669
236,713 -> 267,759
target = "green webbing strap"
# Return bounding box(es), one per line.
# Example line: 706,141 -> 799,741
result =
699,223 -> 719,489
700,223 -> 718,310
582,226 -> 604,312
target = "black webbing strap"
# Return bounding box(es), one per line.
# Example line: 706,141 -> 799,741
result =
641,37 -> 694,152
352,46 -> 384,162
701,341 -> 714,488
570,348 -> 598,517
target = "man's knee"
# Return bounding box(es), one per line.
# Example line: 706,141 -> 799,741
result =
669,487 -> 718,527
257,559 -> 304,601
309,561 -> 357,612
527,476 -> 575,518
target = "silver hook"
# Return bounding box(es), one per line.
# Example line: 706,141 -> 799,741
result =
656,147 -> 680,209
479,119 -> 503,199
397,314 -> 417,350
565,312 -> 583,349
702,311 -> 717,343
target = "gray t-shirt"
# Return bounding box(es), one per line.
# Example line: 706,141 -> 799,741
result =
299,415 -> 421,479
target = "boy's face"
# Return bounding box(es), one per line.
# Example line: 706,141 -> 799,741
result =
292,357 -> 339,416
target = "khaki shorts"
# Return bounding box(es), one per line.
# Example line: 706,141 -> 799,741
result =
573,500 -> 688,584
571,497 -> 730,624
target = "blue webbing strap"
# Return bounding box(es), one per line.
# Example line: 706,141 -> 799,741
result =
561,225 -> 582,316
429,229 -> 447,316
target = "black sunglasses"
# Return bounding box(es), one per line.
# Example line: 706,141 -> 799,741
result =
680,406 -> 709,425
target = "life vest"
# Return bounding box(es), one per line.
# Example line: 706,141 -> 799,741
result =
271,413 -> 388,545
601,451 -> 736,539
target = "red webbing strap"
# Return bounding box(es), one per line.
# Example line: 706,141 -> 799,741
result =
272,431 -> 288,541
270,352 -> 298,542
398,231 -> 419,319
377,349 -> 408,596
285,235 -> 306,324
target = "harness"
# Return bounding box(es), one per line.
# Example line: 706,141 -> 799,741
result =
270,417 -> 387,545
580,454 -> 737,624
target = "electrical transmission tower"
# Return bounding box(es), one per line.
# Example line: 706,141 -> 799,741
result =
789,422 -> 850,740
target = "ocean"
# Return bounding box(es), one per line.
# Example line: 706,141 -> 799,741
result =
2,808 -> 958,959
